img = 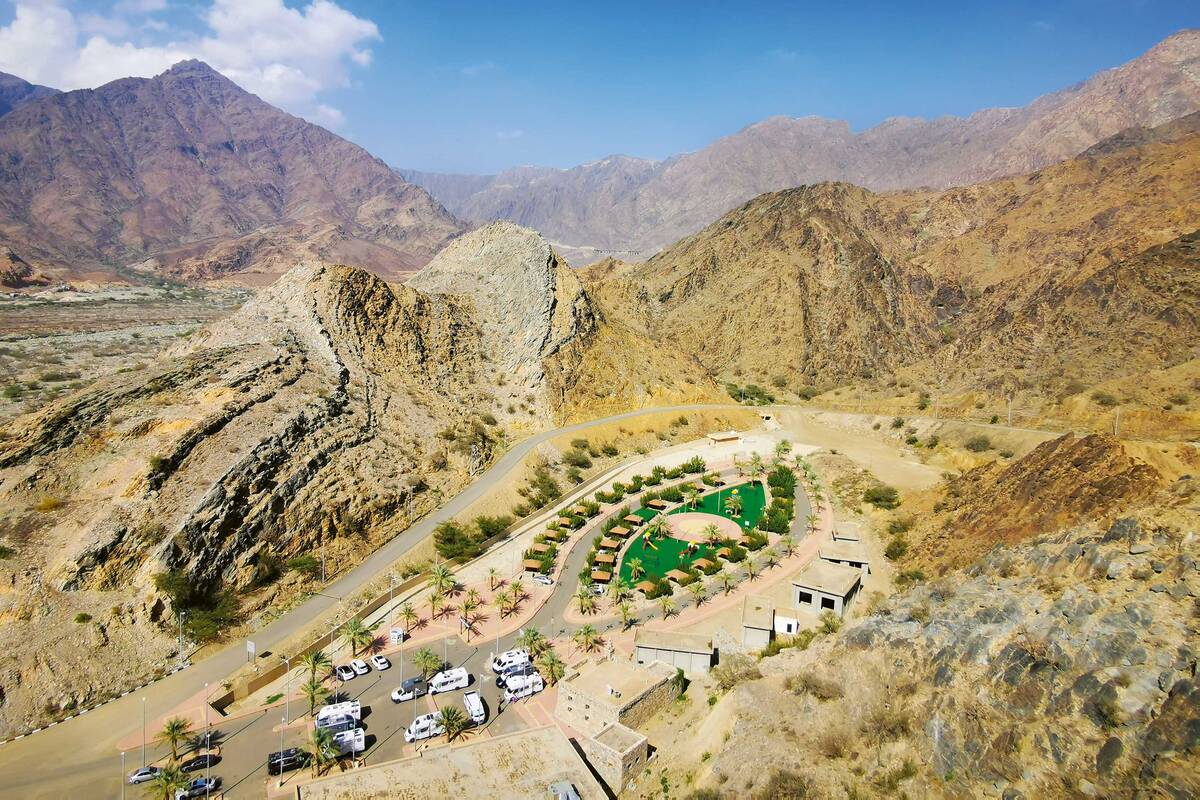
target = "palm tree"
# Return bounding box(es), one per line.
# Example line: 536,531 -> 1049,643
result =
412,647 -> 442,679
494,587 -> 513,617
437,705 -> 470,741
805,513 -> 818,533
573,624 -> 602,654
725,493 -> 744,517
157,716 -> 193,762
299,649 -> 331,682
628,557 -> 645,582
780,534 -> 797,557
429,562 -> 456,595
146,764 -> 189,800
774,439 -> 793,462
460,596 -> 481,641
300,677 -> 328,717
487,566 -> 500,591
719,569 -> 736,594
343,617 -> 373,655
658,595 -> 676,618
746,559 -> 759,581
309,725 -> 336,777
702,523 -> 723,547
428,590 -> 445,620
683,486 -> 700,510
516,627 -> 549,658
646,514 -> 669,540
536,650 -> 566,686
617,600 -> 636,629
574,585 -> 597,615
607,576 -> 630,604
399,602 -> 419,630
749,453 -> 766,484
509,578 -> 526,601
687,581 -> 706,606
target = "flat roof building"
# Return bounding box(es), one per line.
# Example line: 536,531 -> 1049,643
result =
634,629 -> 714,674
581,723 -> 650,794
833,521 -> 862,543
819,540 -> 871,574
792,559 -> 862,617
555,659 -> 678,737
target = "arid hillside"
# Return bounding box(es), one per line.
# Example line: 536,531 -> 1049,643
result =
0,222 -> 719,737
647,436 -> 1197,800
0,61 -> 464,284
407,30 -> 1200,258
590,112 -> 1199,405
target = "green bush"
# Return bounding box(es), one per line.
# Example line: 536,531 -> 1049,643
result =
1092,391 -> 1119,407
964,435 -> 992,452
891,417 -> 905,429
887,516 -> 913,535
434,520 -> 484,561
864,485 -> 900,510
74,612 -> 93,624
562,449 -> 592,469
601,443 -> 619,457
884,537 -> 909,560
287,554 -> 320,575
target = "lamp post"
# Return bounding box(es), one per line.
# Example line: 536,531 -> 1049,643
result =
177,609 -> 187,668
141,697 -> 147,767
120,751 -> 125,800
283,656 -> 291,724
204,682 -> 211,799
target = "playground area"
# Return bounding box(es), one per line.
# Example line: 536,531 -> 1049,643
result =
617,481 -> 769,583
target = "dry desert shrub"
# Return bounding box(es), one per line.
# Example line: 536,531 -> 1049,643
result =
712,653 -> 761,692
817,726 -> 854,759
784,671 -> 844,701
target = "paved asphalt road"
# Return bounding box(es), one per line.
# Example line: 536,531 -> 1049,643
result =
0,403 -> 744,799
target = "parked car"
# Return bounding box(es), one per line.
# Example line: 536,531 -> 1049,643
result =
495,662 -> 538,688
316,700 -> 361,722
404,713 -> 445,743
369,654 -> 391,671
504,672 -> 545,702
531,573 -> 554,587
349,658 -> 370,676
589,583 -> 605,596
332,728 -> 366,756
334,664 -> 356,682
314,713 -> 357,734
429,667 -> 470,694
390,677 -> 428,703
490,648 -> 530,673
127,766 -> 161,785
174,777 -> 220,799
463,690 -> 487,726
388,628 -> 406,645
179,754 -> 219,773
267,748 -> 309,775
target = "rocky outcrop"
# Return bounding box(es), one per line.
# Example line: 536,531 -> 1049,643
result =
691,513 -> 1199,799
0,246 -> 50,289
0,71 -> 57,118
920,434 -> 1163,571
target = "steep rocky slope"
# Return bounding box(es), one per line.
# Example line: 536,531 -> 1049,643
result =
655,440 -> 1197,800
0,245 -> 50,289
0,61 -> 463,283
408,30 -> 1200,258
0,71 -> 57,118
0,223 -> 719,736
594,111 -> 1200,394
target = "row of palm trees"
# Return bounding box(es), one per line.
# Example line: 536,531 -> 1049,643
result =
138,716 -> 204,799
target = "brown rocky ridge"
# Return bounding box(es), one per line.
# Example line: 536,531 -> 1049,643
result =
0,221 -> 718,737
406,30 -> 1200,259
0,61 -> 464,284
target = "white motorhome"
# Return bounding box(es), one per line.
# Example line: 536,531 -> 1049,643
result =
504,672 -> 545,701
429,667 -> 470,694
404,712 -> 445,743
331,728 -> 365,756
490,648 -> 530,673
463,690 -> 486,725
316,701 -> 361,721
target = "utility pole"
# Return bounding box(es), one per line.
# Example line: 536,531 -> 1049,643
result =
321,542 -> 326,584
1006,395 -> 1013,427
1114,407 -> 1121,438
121,752 -> 125,800
204,683 -> 211,798
141,697 -> 147,767
283,658 -> 291,724
177,610 -> 187,668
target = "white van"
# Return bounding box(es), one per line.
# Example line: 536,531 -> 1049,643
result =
504,672 -> 545,702
404,712 -> 445,743
462,690 -> 486,725
314,713 -> 357,734
490,648 -> 530,673
429,667 -> 470,694
316,701 -> 361,722
331,728 -> 365,756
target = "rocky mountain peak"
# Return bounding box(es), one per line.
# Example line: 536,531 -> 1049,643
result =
0,71 -> 59,118
407,222 -> 597,388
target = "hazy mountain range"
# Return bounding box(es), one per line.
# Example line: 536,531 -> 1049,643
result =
402,29 -> 1200,261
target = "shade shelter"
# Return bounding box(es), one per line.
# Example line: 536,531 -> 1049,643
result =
599,537 -> 620,550
635,580 -> 656,594
591,570 -> 612,583
595,552 -> 616,565
523,559 -> 544,571
692,558 -> 715,571
664,569 -> 689,583
646,499 -> 669,510
623,514 -> 645,527
530,542 -> 552,554
609,526 -> 632,538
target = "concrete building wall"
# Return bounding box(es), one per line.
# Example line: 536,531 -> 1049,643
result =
792,582 -> 860,617
634,646 -> 712,674
742,626 -> 772,649
580,725 -> 649,794
616,675 -> 677,730
556,682 -> 620,736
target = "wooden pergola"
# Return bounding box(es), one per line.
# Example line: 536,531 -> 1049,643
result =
530,542 -> 552,554
665,569 -> 689,583
591,570 -> 612,583
646,498 -> 669,510
714,547 -> 732,559
693,558 -> 715,570
522,559 -> 544,571
599,537 -> 620,550
636,580 -> 656,593
595,552 -> 616,565
609,526 -> 632,538
623,514 -> 645,527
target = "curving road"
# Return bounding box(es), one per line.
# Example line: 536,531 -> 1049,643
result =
0,402 -> 745,799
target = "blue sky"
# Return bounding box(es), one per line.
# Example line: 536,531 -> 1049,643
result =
1,0 -> 1197,173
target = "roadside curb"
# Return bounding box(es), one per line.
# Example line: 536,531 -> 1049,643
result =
0,661 -> 191,746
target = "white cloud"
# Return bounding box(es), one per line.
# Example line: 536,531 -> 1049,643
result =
495,129 -> 524,140
0,0 -> 380,128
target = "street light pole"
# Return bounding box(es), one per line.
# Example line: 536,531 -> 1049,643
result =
120,751 -> 125,800
141,697 -> 147,767
283,657 -> 291,724
204,682 -> 211,799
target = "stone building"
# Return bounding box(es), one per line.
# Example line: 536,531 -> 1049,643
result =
792,559 -> 862,617
579,722 -> 650,793
633,629 -> 715,674
555,658 -> 678,736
